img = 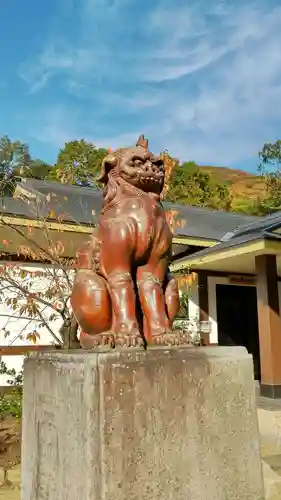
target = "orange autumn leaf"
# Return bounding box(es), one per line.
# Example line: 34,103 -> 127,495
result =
177,273 -> 197,288
165,209 -> 178,224
176,218 -> 187,228
26,332 -> 37,344
160,152 -> 178,200
54,300 -> 63,310
52,241 -> 65,256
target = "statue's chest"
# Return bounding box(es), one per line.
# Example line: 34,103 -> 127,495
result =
131,201 -> 170,257
106,196 -> 170,255
129,199 -> 163,234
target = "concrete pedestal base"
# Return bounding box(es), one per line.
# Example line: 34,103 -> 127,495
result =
21,346 -> 265,500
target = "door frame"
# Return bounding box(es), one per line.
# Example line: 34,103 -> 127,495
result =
208,277 -> 256,344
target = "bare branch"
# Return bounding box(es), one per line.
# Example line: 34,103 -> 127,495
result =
0,180 -> 81,348
1,273 -> 63,314
32,307 -> 63,346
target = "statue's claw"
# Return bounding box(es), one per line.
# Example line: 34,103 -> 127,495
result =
80,331 -> 115,350
151,330 -> 191,347
115,332 -> 145,348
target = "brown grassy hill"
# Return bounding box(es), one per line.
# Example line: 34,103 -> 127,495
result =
198,165 -> 266,210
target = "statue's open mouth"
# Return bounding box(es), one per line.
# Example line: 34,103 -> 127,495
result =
140,175 -> 161,184
138,171 -> 164,192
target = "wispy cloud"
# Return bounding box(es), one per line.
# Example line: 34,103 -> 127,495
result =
28,107 -> 78,148
18,0 -> 281,167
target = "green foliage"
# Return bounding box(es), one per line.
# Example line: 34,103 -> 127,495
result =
0,135 -> 31,179
0,394 -> 22,420
176,291 -> 189,319
50,139 -> 108,186
15,159 -> 53,180
3,132 -> 281,215
0,361 -> 22,420
259,140 -> 281,168
258,140 -> 281,214
166,163 -> 232,211
232,199 -> 265,216
0,135 -> 52,196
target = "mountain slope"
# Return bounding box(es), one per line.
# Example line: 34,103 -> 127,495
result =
198,165 -> 266,210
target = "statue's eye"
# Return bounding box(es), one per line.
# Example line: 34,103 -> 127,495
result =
154,160 -> 164,169
133,159 -> 142,166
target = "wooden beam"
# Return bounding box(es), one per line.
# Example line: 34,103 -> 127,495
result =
256,255 -> 281,398
0,345 -> 61,355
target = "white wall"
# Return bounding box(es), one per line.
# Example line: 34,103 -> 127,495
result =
188,275 -> 226,344
0,262 -> 72,385
187,273 -> 200,322
208,277 -> 229,344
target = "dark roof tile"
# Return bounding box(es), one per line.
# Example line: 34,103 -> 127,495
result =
10,179 -> 259,241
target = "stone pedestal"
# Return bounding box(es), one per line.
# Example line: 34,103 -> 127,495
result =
21,346 -> 265,500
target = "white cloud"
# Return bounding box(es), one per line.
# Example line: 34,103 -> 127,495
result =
160,7 -> 281,164
19,0 -> 281,167
28,107 -> 78,148
141,3 -> 279,82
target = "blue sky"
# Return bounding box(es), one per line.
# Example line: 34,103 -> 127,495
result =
1,0 -> 281,172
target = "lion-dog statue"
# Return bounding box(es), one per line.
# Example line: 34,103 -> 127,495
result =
70,135 -> 183,348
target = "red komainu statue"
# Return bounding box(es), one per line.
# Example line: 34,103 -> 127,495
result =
70,135 -> 182,348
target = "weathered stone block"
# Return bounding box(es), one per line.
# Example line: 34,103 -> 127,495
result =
21,346 -> 265,500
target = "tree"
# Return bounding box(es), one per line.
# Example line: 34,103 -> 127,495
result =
160,151 -> 179,200
15,159 -> 53,180
165,161 -> 232,211
0,135 -> 32,196
0,135 -> 31,179
258,139 -> 281,213
209,183 -> 233,212
0,257 -> 76,348
0,135 -> 53,198
50,140 -> 108,186
0,199 -> 81,351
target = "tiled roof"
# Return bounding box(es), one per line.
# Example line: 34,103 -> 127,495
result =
7,179 -> 259,241
173,209 -> 281,268
163,201 -> 258,240
226,210 -> 281,238
174,231 -> 279,267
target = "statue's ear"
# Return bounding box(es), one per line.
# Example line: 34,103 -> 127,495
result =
97,154 -> 118,184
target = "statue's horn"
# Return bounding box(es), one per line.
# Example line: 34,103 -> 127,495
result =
136,134 -> 148,149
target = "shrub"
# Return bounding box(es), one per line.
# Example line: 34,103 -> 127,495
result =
0,361 -> 22,420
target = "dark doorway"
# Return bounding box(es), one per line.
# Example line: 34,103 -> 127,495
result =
216,284 -> 260,380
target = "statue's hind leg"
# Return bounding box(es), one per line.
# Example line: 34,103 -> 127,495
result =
70,270 -> 113,348
165,274 -> 180,327
164,275 -> 191,345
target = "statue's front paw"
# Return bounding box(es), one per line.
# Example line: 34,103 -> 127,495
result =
115,322 -> 145,348
80,331 -> 115,349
